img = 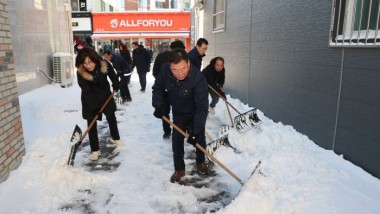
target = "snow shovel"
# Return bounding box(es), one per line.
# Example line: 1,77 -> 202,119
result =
162,116 -> 244,184
67,91 -> 115,166
204,130 -> 236,164
208,84 -> 261,132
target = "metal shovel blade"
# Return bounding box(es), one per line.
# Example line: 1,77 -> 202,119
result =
70,125 -> 82,143
219,125 -> 233,137
234,108 -> 262,132
67,125 -> 83,166
206,135 -> 235,164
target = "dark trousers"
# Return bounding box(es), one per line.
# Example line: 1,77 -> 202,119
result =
125,75 -> 131,85
209,90 -> 220,108
171,118 -> 206,171
137,70 -> 147,90
120,76 -> 131,100
162,93 -> 171,133
88,113 -> 120,152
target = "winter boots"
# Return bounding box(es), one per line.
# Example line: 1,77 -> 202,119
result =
170,170 -> 185,183
90,150 -> 101,161
163,132 -> 171,139
196,162 -> 210,175
110,138 -> 125,147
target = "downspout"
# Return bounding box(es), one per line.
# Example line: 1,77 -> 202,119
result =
247,0 -> 254,102
332,48 -> 344,151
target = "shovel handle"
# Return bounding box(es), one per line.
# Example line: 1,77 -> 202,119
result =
207,84 -> 241,114
80,91 -> 115,141
162,116 -> 243,184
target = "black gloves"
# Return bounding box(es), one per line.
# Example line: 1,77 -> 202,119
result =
187,133 -> 197,146
153,106 -> 163,118
220,92 -> 227,99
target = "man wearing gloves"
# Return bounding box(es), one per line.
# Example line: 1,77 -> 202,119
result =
152,48 -> 209,183
202,56 -> 226,115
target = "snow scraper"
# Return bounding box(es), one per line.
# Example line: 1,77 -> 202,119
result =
208,85 -> 262,133
67,92 -> 115,166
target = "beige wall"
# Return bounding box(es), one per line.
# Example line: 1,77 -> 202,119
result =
8,0 -> 74,94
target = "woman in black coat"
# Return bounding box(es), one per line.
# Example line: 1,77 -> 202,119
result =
76,47 -> 124,161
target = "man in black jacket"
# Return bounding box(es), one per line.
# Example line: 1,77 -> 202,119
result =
188,38 -> 208,70
202,57 -> 226,115
104,50 -> 132,103
152,40 -> 185,139
152,48 -> 209,183
132,42 -> 151,92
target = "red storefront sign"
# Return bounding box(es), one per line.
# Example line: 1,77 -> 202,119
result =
92,12 -> 190,33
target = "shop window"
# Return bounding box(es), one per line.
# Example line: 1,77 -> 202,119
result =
213,0 -> 226,32
330,0 -> 380,47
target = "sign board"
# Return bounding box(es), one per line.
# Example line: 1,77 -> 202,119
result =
92,12 -> 190,33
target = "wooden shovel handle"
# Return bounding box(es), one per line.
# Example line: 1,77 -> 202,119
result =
80,91 -> 115,141
207,84 -> 241,114
162,116 -> 243,184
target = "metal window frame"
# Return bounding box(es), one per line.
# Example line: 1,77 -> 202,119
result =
329,0 -> 380,47
213,0 -> 226,33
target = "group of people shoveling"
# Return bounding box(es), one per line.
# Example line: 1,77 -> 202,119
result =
69,38 -> 261,185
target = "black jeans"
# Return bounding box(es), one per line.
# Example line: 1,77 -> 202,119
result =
88,113 -> 120,152
171,117 -> 206,171
120,76 -> 131,100
137,70 -> 147,90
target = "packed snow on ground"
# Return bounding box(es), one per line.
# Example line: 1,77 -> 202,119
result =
0,72 -> 379,214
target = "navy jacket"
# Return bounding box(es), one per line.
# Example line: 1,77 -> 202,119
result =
152,64 -> 209,135
110,53 -> 131,77
132,47 -> 151,72
188,47 -> 205,70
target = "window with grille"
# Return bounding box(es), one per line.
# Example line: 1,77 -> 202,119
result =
330,0 -> 380,47
213,0 -> 226,32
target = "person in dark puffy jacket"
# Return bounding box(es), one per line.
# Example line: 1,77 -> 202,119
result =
202,56 -> 226,115
103,50 -> 132,103
152,40 -> 186,139
118,43 -> 133,85
76,47 -> 124,161
187,38 -> 208,70
152,48 -> 209,183
131,42 -> 151,92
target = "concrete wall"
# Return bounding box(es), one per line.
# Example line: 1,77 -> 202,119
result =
7,0 -> 74,95
202,0 -> 380,178
0,0 -> 25,183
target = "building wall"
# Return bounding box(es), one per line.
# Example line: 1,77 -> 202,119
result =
7,0 -> 74,95
202,0 -> 380,178
0,0 -> 25,183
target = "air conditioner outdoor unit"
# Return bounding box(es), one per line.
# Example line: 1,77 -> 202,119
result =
53,52 -> 74,87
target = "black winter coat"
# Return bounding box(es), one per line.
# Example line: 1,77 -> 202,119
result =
152,64 -> 209,135
110,53 -> 131,76
202,64 -> 225,93
132,47 -> 151,72
152,50 -> 169,78
77,60 -> 119,120
188,47 -> 204,71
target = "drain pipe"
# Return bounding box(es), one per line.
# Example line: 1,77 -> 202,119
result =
332,48 -> 344,151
